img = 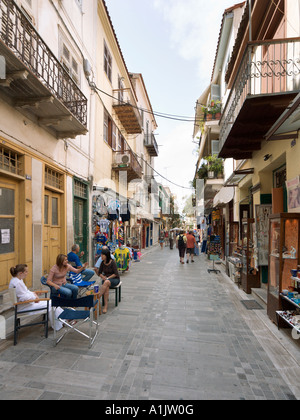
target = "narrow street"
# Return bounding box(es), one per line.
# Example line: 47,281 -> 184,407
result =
0,246 -> 299,401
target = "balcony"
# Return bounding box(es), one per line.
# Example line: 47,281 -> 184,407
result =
0,0 -> 88,139
219,38 -> 300,159
144,133 -> 159,157
112,148 -> 143,182
112,88 -> 142,135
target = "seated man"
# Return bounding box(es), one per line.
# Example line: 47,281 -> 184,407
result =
67,244 -> 95,282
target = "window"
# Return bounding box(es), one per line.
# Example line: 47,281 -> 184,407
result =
104,110 -> 113,148
118,76 -> 124,104
0,146 -> 24,176
118,132 -> 124,151
52,197 -> 59,226
60,39 -> 80,86
104,110 -> 109,144
45,167 -> 63,191
0,187 -> 15,255
74,180 -> 88,199
104,41 -> 112,82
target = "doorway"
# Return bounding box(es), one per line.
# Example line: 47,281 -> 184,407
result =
43,190 -> 62,275
73,179 -> 89,260
0,179 -> 18,291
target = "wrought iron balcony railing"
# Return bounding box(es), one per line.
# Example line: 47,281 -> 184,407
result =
0,0 -> 87,128
144,133 -> 159,157
220,37 -> 300,153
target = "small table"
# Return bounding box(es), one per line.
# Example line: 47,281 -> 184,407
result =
86,290 -> 102,318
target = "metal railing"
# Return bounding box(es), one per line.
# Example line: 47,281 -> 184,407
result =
144,133 -> 159,154
220,38 -> 300,151
0,0 -> 87,126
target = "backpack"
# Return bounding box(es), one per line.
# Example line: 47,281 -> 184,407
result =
178,235 -> 185,247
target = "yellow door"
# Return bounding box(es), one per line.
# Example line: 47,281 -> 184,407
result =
43,190 -> 61,275
0,179 -> 18,291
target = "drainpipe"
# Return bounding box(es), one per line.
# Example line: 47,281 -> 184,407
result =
248,0 -> 252,42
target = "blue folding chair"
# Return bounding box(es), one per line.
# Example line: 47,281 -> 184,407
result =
52,295 -> 99,348
67,272 -> 96,296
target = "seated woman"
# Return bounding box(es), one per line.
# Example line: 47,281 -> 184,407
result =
46,254 -> 88,299
9,264 -> 63,331
97,248 -> 120,314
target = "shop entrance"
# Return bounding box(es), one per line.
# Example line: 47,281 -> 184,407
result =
0,179 -> 19,291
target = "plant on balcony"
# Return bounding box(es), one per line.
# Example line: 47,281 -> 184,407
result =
204,155 -> 224,178
210,100 -> 222,119
202,100 -> 222,121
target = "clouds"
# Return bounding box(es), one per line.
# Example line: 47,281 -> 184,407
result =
153,0 -> 234,84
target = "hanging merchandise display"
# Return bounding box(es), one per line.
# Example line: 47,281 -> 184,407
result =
114,246 -> 131,272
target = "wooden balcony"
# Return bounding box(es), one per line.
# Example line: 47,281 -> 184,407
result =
0,0 -> 88,139
112,88 -> 142,135
112,148 -> 143,182
219,38 -> 300,159
144,133 -> 159,157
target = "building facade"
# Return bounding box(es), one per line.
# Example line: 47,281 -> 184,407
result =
194,0 -> 300,324
0,0 -> 160,315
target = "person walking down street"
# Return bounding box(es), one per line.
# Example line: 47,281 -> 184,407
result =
169,231 -> 174,250
176,230 -> 187,264
186,231 -> 196,263
67,244 -> 95,282
46,254 -> 87,299
159,231 -> 165,250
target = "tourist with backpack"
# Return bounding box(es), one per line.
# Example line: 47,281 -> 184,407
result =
176,230 -> 187,264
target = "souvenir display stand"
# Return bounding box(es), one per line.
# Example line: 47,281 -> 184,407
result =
229,222 -> 239,256
227,256 -> 242,285
268,213 -> 300,324
241,218 -> 260,294
276,293 -> 300,335
207,235 -> 221,274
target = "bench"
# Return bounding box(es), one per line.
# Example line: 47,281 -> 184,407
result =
102,281 -> 122,308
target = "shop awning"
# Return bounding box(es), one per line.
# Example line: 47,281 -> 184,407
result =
193,84 -> 212,138
213,186 -> 235,207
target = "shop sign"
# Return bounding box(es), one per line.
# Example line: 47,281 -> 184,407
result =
286,176 -> 300,212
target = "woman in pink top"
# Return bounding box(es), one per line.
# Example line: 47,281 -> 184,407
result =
46,254 -> 88,299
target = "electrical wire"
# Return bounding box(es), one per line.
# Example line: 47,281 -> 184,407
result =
90,82 -> 198,123
134,151 -> 194,191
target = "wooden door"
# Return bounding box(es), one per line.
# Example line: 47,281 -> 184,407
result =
0,179 -> 18,291
74,198 -> 88,258
43,190 -> 61,275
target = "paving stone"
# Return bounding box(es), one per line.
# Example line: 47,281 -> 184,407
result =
0,248 -> 299,400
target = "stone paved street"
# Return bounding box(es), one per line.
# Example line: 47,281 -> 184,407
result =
0,246 -> 299,400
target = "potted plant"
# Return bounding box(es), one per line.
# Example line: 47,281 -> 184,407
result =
205,155 -> 224,178
210,100 -> 222,119
201,105 -> 213,121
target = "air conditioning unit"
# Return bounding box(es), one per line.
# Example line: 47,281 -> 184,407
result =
115,152 -> 131,166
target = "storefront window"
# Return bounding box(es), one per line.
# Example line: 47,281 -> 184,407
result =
0,187 -> 15,255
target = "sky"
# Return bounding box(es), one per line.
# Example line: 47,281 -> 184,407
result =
105,0 -> 238,211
